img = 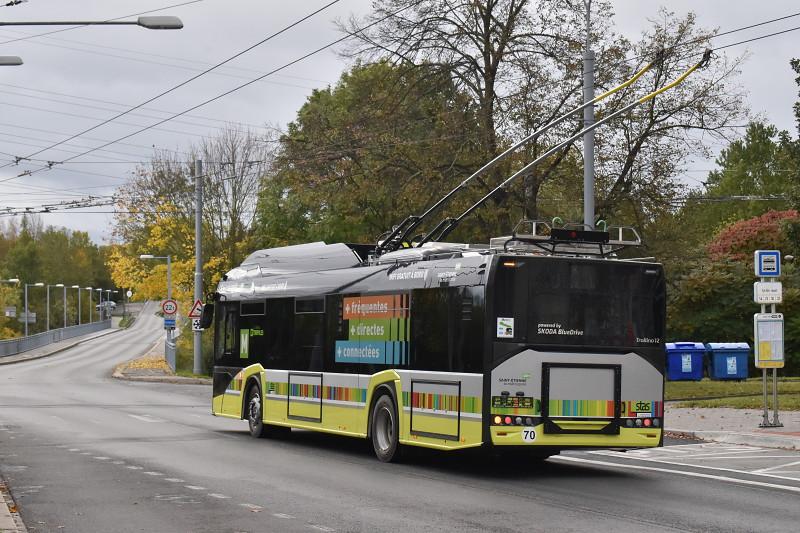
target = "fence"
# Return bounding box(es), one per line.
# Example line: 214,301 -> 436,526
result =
0,319 -> 112,358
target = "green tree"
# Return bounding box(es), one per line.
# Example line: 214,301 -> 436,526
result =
255,61 -> 485,246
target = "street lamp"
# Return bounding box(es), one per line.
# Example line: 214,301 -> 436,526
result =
71,285 -> 81,325
0,56 -> 22,66
141,254 -> 174,370
0,16 -> 183,29
23,282 -> 44,336
46,283 -> 65,331
85,287 -> 93,323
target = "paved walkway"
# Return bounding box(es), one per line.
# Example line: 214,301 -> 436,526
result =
666,406 -> 800,450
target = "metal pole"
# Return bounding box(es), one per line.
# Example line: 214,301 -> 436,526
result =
89,289 -> 93,323
770,301 -> 782,426
760,300 -> 770,427
46,285 -> 50,331
24,284 -> 28,337
193,159 -> 203,375
77,288 -> 81,325
63,286 -> 66,328
165,255 -> 175,371
582,0 -> 595,229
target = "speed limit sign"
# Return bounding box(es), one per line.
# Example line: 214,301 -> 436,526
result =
162,299 -> 178,315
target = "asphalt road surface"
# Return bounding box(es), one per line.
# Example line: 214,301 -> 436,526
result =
2,304 -> 799,533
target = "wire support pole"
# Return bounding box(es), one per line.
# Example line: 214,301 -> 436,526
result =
193,159 -> 203,375
583,0 -> 595,229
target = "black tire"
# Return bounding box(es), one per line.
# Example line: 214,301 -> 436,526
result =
246,385 -> 267,438
371,394 -> 400,462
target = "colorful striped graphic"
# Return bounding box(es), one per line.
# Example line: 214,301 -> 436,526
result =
265,381 -> 367,404
338,293 -> 411,365
402,391 -> 481,414
621,400 -> 663,417
548,400 -> 616,417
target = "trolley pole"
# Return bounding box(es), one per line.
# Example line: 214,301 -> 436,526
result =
582,0 -> 595,229
193,159 -> 203,375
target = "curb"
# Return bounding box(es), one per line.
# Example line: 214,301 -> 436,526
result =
0,328 -> 121,366
0,478 -> 26,532
667,428 -> 800,451
111,338 -> 212,386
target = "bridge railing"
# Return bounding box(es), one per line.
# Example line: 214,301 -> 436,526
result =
0,319 -> 112,358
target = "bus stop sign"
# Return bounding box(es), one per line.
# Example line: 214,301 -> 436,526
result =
754,250 -> 780,277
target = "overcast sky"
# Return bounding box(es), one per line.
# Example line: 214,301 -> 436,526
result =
0,0 -> 798,243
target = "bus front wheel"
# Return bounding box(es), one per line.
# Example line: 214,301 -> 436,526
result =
246,385 -> 267,438
371,394 -> 400,462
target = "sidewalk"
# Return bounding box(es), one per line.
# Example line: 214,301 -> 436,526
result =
0,478 -> 25,533
666,405 -> 800,450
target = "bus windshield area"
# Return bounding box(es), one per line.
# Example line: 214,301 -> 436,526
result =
493,257 -> 665,349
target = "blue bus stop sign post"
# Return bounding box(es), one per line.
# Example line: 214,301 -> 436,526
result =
754,250 -> 783,427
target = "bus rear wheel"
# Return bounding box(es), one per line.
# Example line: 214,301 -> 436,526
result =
371,394 -> 400,462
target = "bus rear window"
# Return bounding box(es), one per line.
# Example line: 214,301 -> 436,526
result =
493,258 -> 665,348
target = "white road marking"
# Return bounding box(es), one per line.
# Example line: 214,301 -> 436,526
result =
93,456 -> 110,460
208,493 -> 230,499
753,460 -> 800,474
164,478 -> 185,483
240,503 -> 262,510
68,449 -> 80,452
112,461 -> 125,465
184,485 -> 206,491
274,513 -> 295,519
127,414 -> 164,423
143,472 -> 163,476
126,466 -> 143,470
309,525 -> 335,532
555,456 -> 800,493
80,452 -> 91,455
588,451 -> 800,483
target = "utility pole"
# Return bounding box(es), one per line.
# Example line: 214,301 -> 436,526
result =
582,0 -> 595,229
193,159 -> 203,375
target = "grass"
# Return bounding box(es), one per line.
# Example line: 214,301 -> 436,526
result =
666,378 -> 800,410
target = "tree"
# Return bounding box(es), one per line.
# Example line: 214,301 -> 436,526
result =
343,2 -> 747,232
108,126 -> 272,303
254,61 -> 485,245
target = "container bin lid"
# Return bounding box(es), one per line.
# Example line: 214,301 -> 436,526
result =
665,342 -> 706,351
705,342 -> 750,351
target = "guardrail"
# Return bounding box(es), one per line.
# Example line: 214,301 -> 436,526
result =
0,319 -> 112,358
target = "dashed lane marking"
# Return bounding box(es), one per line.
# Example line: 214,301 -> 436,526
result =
309,525 -> 335,532
208,493 -> 231,499
164,478 -> 185,483
184,485 -> 206,491
240,503 -> 262,510
144,472 -> 164,476
93,456 -> 110,460
126,466 -> 143,470
274,513 -> 295,519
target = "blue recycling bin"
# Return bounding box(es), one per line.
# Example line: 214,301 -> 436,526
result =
706,342 -> 750,380
665,342 -> 705,381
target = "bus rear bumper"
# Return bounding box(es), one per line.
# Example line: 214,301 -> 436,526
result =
490,425 -> 661,448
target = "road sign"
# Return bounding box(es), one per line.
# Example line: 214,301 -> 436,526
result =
754,250 -> 781,277
754,313 -> 784,369
164,317 -> 176,330
162,299 -> 178,315
191,318 -> 203,331
754,281 -> 782,304
188,299 -> 203,318
126,290 -> 132,298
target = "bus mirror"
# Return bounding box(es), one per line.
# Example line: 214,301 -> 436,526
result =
199,303 -> 214,329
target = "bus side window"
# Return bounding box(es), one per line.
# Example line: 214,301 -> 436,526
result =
263,298 -> 294,370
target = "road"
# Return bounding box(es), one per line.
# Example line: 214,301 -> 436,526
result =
1,304 -> 799,532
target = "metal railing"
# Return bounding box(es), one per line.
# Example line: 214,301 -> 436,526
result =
0,319 -> 112,358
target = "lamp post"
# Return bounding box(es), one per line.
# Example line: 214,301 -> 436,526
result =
140,254 -> 174,370
71,285 -> 81,325
0,56 -> 22,66
85,287 -> 93,323
23,282 -> 43,336
96,288 -> 104,320
46,283 -> 65,330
